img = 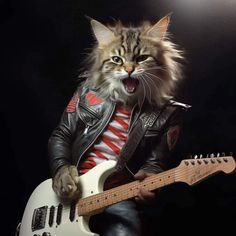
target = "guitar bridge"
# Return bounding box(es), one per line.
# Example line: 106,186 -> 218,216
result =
31,206 -> 48,231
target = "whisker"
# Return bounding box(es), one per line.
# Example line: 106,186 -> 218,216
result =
142,78 -> 152,103
145,66 -> 168,73
143,75 -> 155,104
139,77 -> 147,102
144,72 -> 164,82
140,77 -> 151,105
141,75 -> 152,102
144,73 -> 161,85
143,74 -> 160,94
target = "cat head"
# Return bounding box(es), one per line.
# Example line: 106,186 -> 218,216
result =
83,14 -> 183,107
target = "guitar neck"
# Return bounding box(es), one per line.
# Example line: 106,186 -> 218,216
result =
77,168 -> 177,216
77,155 -> 236,216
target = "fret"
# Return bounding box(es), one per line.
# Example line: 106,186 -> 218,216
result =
77,156 -> 235,216
78,168 -> 177,216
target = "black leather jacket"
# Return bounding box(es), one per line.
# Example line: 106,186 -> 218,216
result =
48,85 -> 190,177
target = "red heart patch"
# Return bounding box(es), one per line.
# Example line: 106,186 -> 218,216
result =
86,92 -> 103,106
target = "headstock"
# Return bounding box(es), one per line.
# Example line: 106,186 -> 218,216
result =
177,153 -> 236,186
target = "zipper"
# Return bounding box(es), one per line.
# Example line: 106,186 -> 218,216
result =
83,125 -> 90,135
78,103 -> 99,135
76,101 -> 116,168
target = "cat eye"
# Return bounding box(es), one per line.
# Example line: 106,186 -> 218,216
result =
136,55 -> 150,63
111,56 -> 123,64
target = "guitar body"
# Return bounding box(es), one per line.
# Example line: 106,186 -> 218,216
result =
18,155 -> 235,236
19,160 -> 117,236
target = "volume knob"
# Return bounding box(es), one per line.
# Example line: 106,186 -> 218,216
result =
42,233 -> 51,236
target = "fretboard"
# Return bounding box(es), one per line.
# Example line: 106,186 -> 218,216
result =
77,168 -> 178,216
76,155 -> 236,216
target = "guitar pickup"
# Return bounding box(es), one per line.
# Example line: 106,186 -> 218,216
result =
31,206 -> 48,231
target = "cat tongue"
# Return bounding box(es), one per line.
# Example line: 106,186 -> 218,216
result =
122,78 -> 139,93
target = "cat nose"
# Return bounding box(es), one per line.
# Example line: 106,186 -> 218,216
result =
124,65 -> 134,76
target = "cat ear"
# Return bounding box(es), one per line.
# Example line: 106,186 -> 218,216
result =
146,14 -> 171,39
90,19 -> 115,46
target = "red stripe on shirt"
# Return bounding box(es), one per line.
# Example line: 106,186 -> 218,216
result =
102,136 -> 121,155
114,116 -> 129,130
93,150 -> 109,160
116,106 -> 131,115
108,125 -> 127,141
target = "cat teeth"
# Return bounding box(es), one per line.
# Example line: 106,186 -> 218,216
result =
125,85 -> 136,93
122,77 -> 139,94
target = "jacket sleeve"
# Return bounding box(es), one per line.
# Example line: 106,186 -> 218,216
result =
48,88 -> 81,177
141,106 -> 186,174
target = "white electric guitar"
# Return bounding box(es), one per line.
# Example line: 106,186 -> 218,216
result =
17,155 -> 235,236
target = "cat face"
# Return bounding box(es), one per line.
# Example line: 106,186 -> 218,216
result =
99,30 -> 162,96
85,15 -> 183,107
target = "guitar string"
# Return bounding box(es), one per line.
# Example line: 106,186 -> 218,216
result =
58,171 -> 176,214
48,157 -> 232,216
56,168 -> 211,216
80,158 -> 230,202
80,159 -> 227,203
59,158 -> 231,214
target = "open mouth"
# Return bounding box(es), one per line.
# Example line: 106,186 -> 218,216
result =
122,77 -> 139,94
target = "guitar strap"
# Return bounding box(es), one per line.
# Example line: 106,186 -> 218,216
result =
116,108 -> 164,171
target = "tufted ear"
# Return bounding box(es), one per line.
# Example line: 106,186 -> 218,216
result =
90,19 -> 115,46
146,14 -> 171,39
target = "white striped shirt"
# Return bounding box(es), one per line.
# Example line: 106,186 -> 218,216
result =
79,106 -> 131,174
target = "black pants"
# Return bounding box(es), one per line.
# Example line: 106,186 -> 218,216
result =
89,200 -> 142,236
89,199 -> 167,236
89,185 -> 195,236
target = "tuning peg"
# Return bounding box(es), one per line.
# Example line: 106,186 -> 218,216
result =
199,154 -> 203,159
217,153 -> 220,157
210,153 -> 215,158
229,152 -> 234,156
221,152 -> 225,156
206,154 -> 209,158
194,155 -> 198,159
187,154 -> 193,159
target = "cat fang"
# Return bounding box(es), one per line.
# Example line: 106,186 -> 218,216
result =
122,77 -> 140,94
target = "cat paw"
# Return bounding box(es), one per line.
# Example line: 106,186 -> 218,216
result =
52,165 -> 80,201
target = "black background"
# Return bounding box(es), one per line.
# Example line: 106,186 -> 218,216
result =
1,0 -> 236,235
